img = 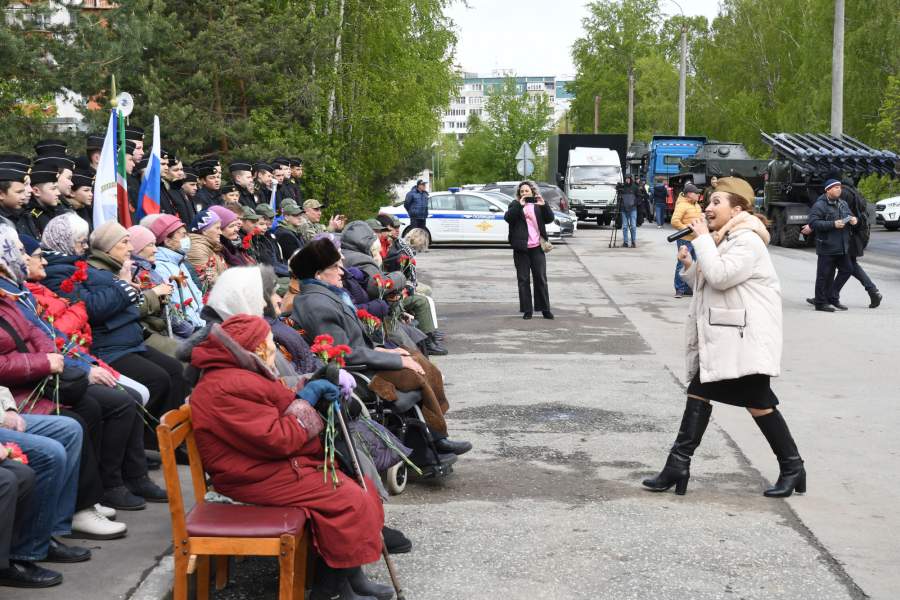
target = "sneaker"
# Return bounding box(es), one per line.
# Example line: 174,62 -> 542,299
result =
69,507 -> 127,540
657,225 -> 662,229
94,503 -> 116,520
126,476 -> 168,503
101,486 -> 146,511
674,291 -> 684,298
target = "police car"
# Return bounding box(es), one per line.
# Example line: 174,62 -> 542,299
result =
380,188 -> 571,244
875,195 -> 900,231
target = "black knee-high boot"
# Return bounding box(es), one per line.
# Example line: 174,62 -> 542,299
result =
310,559 -> 378,600
642,398 -> 712,495
754,409 -> 806,497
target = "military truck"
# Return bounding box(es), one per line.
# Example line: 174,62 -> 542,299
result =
760,133 -> 899,247
668,141 -> 769,204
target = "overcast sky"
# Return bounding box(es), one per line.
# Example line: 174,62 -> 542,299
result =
445,0 -> 721,78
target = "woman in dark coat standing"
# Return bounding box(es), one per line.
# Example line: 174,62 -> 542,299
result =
504,181 -> 554,320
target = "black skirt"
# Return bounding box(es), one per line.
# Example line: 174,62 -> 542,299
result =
686,372 -> 779,409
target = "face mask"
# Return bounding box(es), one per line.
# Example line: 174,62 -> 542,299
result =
179,237 -> 191,253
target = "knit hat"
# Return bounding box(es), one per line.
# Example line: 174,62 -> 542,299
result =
190,209 -> 222,233
290,238 -> 342,280
220,314 -> 271,353
91,221 -> 129,253
209,205 -> 239,227
139,213 -> 165,230
683,182 -> 701,195
18,234 -> 41,256
824,179 -> 842,191
150,214 -> 186,244
127,225 -> 156,254
713,177 -> 755,204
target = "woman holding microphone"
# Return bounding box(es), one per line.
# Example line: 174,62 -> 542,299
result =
642,177 -> 805,498
505,181 -> 555,320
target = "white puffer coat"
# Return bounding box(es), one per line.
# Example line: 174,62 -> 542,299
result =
681,212 -> 782,383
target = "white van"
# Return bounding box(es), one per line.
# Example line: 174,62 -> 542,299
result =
565,147 -> 623,225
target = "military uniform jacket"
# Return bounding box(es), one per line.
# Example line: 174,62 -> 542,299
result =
195,187 -> 221,210
254,185 -> 283,210
297,216 -> 326,244
17,199 -> 72,239
237,186 -> 257,210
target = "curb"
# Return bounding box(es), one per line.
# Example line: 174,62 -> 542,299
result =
129,555 -> 174,600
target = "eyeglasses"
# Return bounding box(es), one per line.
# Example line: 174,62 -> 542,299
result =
74,239 -> 88,248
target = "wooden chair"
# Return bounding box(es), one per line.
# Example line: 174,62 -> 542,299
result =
157,404 -> 310,600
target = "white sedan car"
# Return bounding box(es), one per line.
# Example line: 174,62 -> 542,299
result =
380,189 -> 569,244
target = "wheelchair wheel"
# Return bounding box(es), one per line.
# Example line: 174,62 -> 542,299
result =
384,462 -> 407,495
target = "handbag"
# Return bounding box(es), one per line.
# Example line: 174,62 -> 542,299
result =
540,237 -> 554,253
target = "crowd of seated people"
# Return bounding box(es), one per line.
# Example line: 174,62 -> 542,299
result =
0,138 -> 469,598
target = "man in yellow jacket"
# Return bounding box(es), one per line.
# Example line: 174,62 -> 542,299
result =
671,183 -> 703,298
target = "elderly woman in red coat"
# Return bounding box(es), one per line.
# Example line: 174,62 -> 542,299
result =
189,314 -> 392,600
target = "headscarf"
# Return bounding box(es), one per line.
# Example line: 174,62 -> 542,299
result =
205,266 -> 265,319
41,212 -> 90,255
0,222 -> 26,284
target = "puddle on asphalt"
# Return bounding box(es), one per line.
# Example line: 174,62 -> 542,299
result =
451,402 -> 661,434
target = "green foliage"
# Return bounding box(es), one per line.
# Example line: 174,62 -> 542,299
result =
572,0 -> 900,162
2,0 -> 458,219
446,78 -> 554,186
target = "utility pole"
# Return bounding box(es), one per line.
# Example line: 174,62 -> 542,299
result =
678,22 -> 687,136
831,0 -> 845,137
627,68 -> 635,146
594,94 -> 601,134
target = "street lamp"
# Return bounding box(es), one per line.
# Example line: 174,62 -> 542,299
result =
666,0 -> 688,137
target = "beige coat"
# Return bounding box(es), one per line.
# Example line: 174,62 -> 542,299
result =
682,212 -> 782,383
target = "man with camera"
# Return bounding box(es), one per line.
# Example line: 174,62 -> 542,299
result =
806,179 -> 855,312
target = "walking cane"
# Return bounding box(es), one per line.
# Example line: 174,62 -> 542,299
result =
162,300 -> 174,338
332,400 -> 408,600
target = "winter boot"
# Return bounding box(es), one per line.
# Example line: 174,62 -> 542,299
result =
310,562 -> 377,600
869,290 -> 883,308
754,409 -> 806,497
642,398 -> 712,495
424,332 -> 448,356
348,567 -> 394,600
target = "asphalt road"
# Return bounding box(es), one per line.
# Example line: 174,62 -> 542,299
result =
21,221 -> 894,600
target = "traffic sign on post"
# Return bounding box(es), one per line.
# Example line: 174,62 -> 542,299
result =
516,142 -> 535,161
516,159 -> 534,177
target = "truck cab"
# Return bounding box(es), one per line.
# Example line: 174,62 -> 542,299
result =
564,147 -> 622,225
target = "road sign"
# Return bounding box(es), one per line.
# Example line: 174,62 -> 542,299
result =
516,159 -> 534,177
516,142 -> 535,161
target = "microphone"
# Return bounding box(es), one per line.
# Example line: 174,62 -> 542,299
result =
667,227 -> 693,243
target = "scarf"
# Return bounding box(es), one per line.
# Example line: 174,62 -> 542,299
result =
302,278 -> 356,311
0,222 -> 27,284
712,211 -> 771,246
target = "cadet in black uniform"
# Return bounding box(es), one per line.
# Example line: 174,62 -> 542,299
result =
193,158 -> 221,209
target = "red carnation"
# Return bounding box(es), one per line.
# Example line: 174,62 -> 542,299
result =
73,261 -> 89,282
183,297 -> 194,307
242,232 -> 254,250
59,279 -> 75,293
55,338 -> 65,351
313,334 -> 334,347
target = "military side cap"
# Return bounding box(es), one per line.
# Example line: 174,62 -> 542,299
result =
289,157 -> 303,167
0,154 -> 31,170
35,155 -> 75,173
30,168 -> 59,185
182,171 -> 198,183
240,206 -> 260,221
714,177 -> 756,204
124,126 -> 144,141
34,139 -> 67,156
254,203 -> 275,218
220,184 -> 237,195
72,167 -> 95,190
366,218 -> 389,232
86,134 -> 105,152
0,166 -> 29,183
302,198 -> 323,210
229,160 -> 253,173
252,161 -> 273,174
281,200 -> 302,215
125,140 -> 138,154
271,157 -> 290,167
194,159 -> 218,177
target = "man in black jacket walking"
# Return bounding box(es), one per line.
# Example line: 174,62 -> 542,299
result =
807,179 -> 855,312
831,181 -> 882,308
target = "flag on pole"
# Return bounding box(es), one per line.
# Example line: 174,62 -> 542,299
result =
116,109 -> 132,227
270,180 -> 279,212
136,115 -> 161,222
93,110 -> 119,228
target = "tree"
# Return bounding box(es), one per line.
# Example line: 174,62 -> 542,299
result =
448,78 -> 554,184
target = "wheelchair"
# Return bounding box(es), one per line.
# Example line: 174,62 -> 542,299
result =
346,368 -> 456,496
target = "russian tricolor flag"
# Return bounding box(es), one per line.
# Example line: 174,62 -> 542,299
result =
136,115 -> 161,221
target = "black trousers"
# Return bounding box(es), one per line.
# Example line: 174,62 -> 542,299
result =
814,253 -> 852,305
0,461 -> 35,569
513,246 -> 550,313
57,409 -> 104,512
409,217 -> 427,230
110,347 -> 187,447
833,255 -> 878,295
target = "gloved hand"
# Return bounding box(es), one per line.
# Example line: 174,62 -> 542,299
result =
298,379 -> 341,407
337,369 -> 357,399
